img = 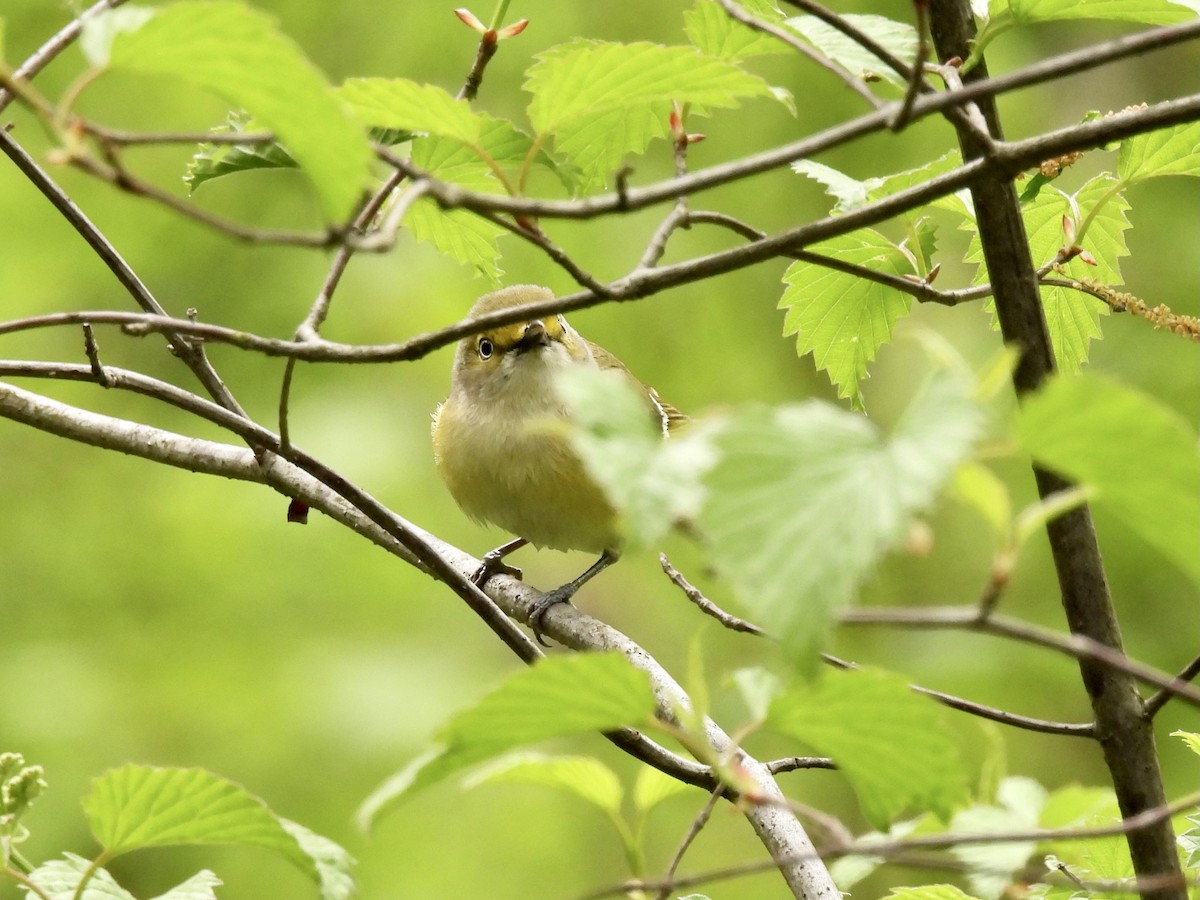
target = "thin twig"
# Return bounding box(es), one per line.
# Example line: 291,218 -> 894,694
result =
715,0 -> 883,108
654,787 -> 723,900
86,126 -> 276,146
582,790 -> 1200,900
0,128 -> 251,422
0,0 -> 131,114
80,324 -> 111,388
840,606 -> 1200,709
280,168 -> 410,449
1145,652 -> 1200,718
766,757 -> 837,774
65,151 -> 337,247
660,554 -> 766,636
891,0 -> 930,130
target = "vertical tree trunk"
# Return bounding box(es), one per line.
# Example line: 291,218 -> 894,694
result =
927,3 -> 1185,897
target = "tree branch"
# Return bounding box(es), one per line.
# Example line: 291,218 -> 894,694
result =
0,371 -> 838,899
928,4 -> 1184,896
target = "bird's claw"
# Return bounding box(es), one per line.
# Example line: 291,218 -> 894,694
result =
528,588 -> 574,647
471,551 -> 523,587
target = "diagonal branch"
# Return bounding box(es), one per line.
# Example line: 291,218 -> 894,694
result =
0,370 -> 838,899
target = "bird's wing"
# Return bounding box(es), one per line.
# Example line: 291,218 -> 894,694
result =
587,339 -> 687,436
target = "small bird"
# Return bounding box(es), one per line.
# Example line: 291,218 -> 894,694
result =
432,284 -> 682,642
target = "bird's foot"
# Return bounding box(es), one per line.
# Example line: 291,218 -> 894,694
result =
471,548 -> 524,587
527,586 -> 576,647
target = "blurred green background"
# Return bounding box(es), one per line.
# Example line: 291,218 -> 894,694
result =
2,1 -> 1198,897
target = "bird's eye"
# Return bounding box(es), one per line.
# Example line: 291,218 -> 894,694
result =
477,338 -> 494,360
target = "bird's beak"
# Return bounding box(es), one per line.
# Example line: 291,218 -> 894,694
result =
515,320 -> 551,354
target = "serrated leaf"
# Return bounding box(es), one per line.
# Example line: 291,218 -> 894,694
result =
556,368 -> 719,549
973,175 -> 1128,373
1071,174 -> 1131,285
150,871 -> 222,900
109,0 -> 371,221
1015,372 -> 1200,585
80,6 -> 155,66
84,766 -> 314,877
358,653 -> 655,827
768,668 -> 969,828
684,0 -> 788,60
1118,120 -> 1200,181
633,765 -> 690,815
338,77 -> 481,143
463,752 -> 623,815
784,14 -> 918,86
1172,730 -> 1200,756
1039,285 -> 1105,375
869,152 -> 965,204
1179,818 -> 1200,868
780,230 -> 914,406
699,367 -> 984,664
792,159 -> 875,213
1006,0 -> 1199,24
525,40 -> 772,191
185,112 -> 297,193
882,887 -> 983,900
405,131 -> 510,281
25,855 -> 134,900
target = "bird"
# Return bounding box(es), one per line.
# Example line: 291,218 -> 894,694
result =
431,284 -> 682,643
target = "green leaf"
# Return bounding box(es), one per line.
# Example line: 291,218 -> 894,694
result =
1179,816 -> 1200,868
633,765 -> 690,815
1118,120 -> 1200,182
358,653 -> 656,828
184,111 -> 298,193
783,14 -> 918,85
338,77 -> 482,144
556,368 -> 720,549
866,152 -> 964,203
767,667 -> 970,828
463,752 -> 623,815
406,131 -> 511,281
973,175 -> 1129,373
792,159 -> 874,213
950,777 -> 1046,900
151,871 -> 222,900
1006,0 -> 1199,24
25,855 -> 135,900
1172,729 -> 1200,757
1038,285 -> 1106,375
109,0 -> 371,221
779,230 -> 915,406
1015,372 -> 1200,585
684,0 -> 788,60
83,766 -> 316,878
881,887 -> 983,900
525,40 -> 772,191
699,366 -> 984,664
1071,174 -> 1131,286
